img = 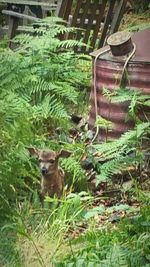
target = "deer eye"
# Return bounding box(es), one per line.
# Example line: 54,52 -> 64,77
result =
48,159 -> 55,163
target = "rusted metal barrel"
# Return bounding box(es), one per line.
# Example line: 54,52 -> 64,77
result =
89,29 -> 150,141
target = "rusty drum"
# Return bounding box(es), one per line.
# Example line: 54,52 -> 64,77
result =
89,28 -> 150,141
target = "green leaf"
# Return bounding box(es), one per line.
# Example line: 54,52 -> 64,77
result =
84,206 -> 105,220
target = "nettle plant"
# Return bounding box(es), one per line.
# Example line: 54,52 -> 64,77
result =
0,16 -> 91,216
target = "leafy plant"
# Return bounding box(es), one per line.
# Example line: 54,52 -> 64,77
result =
92,88 -> 150,184
0,192 -> 90,267
0,16 -> 90,218
0,11 -> 150,267
55,193 -> 150,267
93,121 -> 149,183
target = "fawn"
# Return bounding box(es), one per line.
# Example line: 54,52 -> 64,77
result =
27,147 -> 71,203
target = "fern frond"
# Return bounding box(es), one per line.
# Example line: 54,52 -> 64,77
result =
61,156 -> 85,183
32,95 -> 69,120
0,92 -> 30,120
58,39 -> 86,49
38,16 -> 66,25
96,155 -> 142,184
0,14 -> 90,211
30,79 -> 78,104
14,34 -> 34,46
94,121 -> 150,184
101,244 -> 128,267
94,122 -> 150,159
107,87 -> 139,103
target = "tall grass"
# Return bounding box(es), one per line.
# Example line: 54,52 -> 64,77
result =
1,191 -> 150,267
0,193 -> 91,266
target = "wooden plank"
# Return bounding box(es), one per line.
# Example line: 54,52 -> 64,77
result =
2,10 -> 41,21
109,0 -> 127,34
0,0 -> 56,7
98,0 -> 117,48
2,0 -> 126,53
81,1 -> 99,53
70,0 -> 82,26
68,0 -> 82,40
57,0 -> 67,17
8,14 -> 18,48
56,0 -> 63,16
57,0 -> 72,20
2,25 -> 34,32
90,1 -> 106,51
63,0 -> 73,21
66,0 -> 112,53
75,0 -> 91,42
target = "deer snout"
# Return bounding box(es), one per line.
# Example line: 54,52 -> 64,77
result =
41,166 -> 48,175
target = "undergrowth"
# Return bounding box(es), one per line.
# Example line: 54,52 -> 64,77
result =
93,88 -> 150,184
0,13 -> 150,267
55,193 -> 150,267
0,16 -> 91,220
1,191 -> 150,267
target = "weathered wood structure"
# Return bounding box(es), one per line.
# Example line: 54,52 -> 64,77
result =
0,0 -> 128,51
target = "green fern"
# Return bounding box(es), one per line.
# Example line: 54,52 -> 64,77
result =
0,16 -> 90,217
94,86 -> 150,183
32,95 -> 69,120
100,244 -> 128,267
104,87 -> 138,103
30,79 -> 78,104
93,122 -> 150,183
61,156 -> 85,183
0,17 -> 90,130
96,155 -> 142,184
104,87 -> 150,122
94,122 -> 150,158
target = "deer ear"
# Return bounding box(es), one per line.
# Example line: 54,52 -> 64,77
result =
57,149 -> 72,158
26,147 -> 40,157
